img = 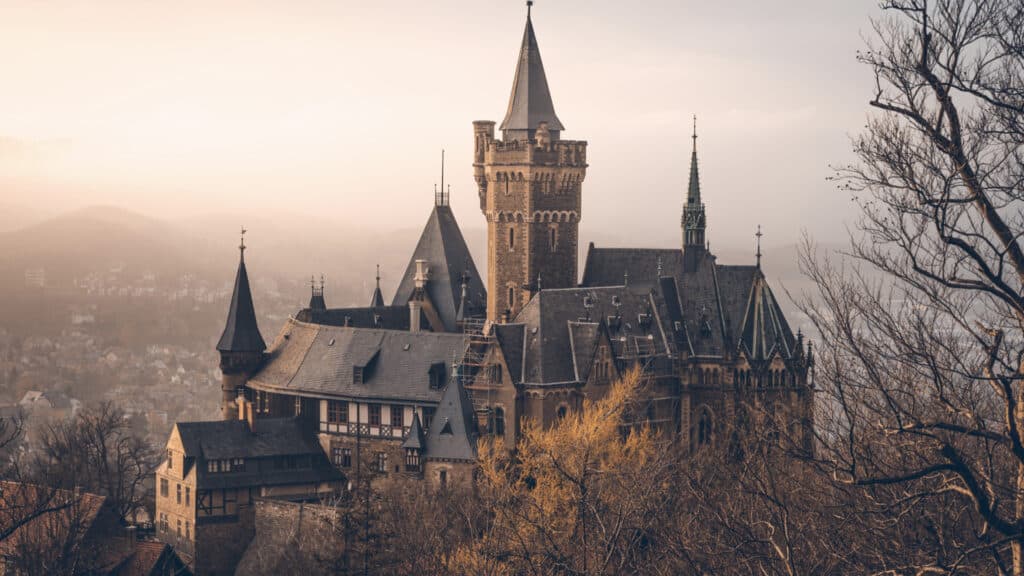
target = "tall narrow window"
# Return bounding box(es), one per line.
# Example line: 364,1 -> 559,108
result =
697,408 -> 713,446
368,404 -> 382,426
176,484 -> 182,504
508,287 -> 515,309
549,227 -> 557,251
390,405 -> 403,428
439,469 -> 448,490
492,407 -> 506,436
405,449 -> 420,471
376,452 -> 387,473
508,226 -> 515,250
167,450 -> 173,470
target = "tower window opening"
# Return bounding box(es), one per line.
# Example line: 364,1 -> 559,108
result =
508,287 -> 515,309
509,227 -> 515,251
549,226 -> 558,251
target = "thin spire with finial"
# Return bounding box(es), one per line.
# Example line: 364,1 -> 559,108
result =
370,263 -> 385,308
239,226 -> 247,260
755,225 -> 763,269
527,0 -> 533,18
436,149 -> 449,206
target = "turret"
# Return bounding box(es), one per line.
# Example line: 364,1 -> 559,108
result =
216,228 -> 266,420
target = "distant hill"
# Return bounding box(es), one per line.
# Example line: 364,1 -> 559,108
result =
0,205 -> 204,290
0,202 -> 54,233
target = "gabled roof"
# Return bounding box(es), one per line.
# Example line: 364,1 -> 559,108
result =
248,318 -> 469,404
738,270 -> 796,362
499,5 -> 564,134
513,286 -> 673,384
424,378 -> 478,462
568,321 -> 601,382
217,254 -> 266,353
391,205 -> 486,332
578,244 -> 797,361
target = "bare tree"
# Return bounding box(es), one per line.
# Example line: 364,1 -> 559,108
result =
801,0 -> 1024,572
32,402 -> 158,523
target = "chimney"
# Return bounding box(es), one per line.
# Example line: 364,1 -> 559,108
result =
414,259 -> 431,290
236,392 -> 247,422
500,309 -> 511,324
409,301 -> 422,332
246,399 -> 256,432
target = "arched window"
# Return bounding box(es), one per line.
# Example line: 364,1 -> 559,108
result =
549,227 -> 557,251
507,287 -> 515,310
556,405 -> 568,420
697,407 -> 713,446
509,227 -> 515,250
492,407 -> 505,436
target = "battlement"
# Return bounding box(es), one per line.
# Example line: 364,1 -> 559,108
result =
484,138 -> 587,167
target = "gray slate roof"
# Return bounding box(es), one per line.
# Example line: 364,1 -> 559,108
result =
391,205 -> 486,332
580,244 -> 797,362
401,412 -> 425,451
217,255 -> 266,353
499,7 -> 564,134
248,318 -> 469,404
175,418 -> 317,461
509,285 -> 672,385
581,246 -> 683,288
298,305 -> 411,331
424,378 -> 478,462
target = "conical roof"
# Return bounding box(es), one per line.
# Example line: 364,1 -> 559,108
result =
392,205 -> 486,331
499,6 -> 564,133
217,253 -> 266,353
424,376 -> 478,462
402,412 -> 426,451
370,266 -> 385,308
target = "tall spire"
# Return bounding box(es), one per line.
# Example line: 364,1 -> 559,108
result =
688,115 -> 701,203
370,264 -> 385,308
682,115 -> 707,252
217,229 -> 266,353
500,1 -> 564,138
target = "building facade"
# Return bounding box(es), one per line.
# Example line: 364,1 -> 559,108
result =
155,4 -> 814,572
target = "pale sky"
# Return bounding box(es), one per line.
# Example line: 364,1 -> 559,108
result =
0,0 -> 877,251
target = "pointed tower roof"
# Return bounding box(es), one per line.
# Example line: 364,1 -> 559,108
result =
687,116 -> 701,204
370,265 -> 385,308
217,231 -> 266,353
392,205 -> 487,331
499,2 -> 564,134
424,376 -> 478,462
401,412 -> 426,451
738,270 -> 796,362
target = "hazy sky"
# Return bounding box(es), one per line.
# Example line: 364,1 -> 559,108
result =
0,0 -> 878,252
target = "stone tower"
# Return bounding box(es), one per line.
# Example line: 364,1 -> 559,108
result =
473,2 -> 587,322
682,118 -> 707,272
216,230 -> 266,420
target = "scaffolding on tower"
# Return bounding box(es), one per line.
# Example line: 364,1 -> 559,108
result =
455,317 -> 498,432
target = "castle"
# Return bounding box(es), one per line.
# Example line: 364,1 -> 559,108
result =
155,5 -> 814,573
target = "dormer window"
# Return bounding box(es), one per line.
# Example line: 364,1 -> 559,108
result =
429,363 -> 446,389
353,366 -> 364,384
